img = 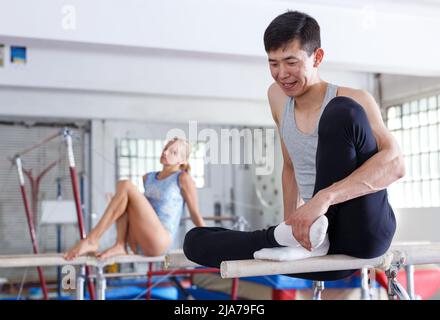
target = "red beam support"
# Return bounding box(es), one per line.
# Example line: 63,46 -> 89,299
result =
146,262 -> 153,300
64,129 -> 96,300
231,278 -> 239,300
15,157 -> 49,300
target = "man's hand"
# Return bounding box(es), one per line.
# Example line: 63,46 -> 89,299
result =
285,191 -> 331,251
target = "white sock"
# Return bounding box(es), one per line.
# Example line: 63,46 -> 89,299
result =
254,234 -> 330,261
274,215 -> 328,249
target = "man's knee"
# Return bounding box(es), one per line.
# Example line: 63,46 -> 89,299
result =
321,96 -> 367,126
183,227 -> 206,261
319,96 -> 371,143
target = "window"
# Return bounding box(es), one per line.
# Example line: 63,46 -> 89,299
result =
117,138 -> 206,192
189,142 -> 206,189
386,94 -> 440,208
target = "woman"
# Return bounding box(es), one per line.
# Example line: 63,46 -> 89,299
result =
64,137 -> 205,260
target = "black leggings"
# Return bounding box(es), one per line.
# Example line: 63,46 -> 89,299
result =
184,96 -> 396,281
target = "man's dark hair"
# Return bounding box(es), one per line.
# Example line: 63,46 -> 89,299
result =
264,11 -> 321,56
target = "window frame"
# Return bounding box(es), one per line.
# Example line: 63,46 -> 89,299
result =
385,92 -> 440,208
116,138 -> 207,191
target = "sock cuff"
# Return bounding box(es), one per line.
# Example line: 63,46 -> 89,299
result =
267,226 -> 284,247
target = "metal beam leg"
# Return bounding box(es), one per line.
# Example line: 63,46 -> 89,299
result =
312,281 -> 325,300
386,258 -> 410,300
405,265 -> 417,300
360,267 -> 372,300
96,267 -> 106,300
76,266 -> 85,300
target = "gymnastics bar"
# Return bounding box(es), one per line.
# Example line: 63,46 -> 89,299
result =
220,242 -> 440,278
164,250 -> 240,300
0,249 -> 192,300
164,249 -> 200,269
0,253 -> 165,300
220,242 -> 440,300
0,253 -> 165,269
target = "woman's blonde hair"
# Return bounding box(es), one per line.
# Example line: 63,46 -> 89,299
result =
168,137 -> 192,172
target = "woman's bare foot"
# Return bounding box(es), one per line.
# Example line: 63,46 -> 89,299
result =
63,239 -> 99,260
96,243 -> 128,260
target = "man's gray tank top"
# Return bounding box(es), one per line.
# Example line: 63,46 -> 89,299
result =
280,83 -> 338,202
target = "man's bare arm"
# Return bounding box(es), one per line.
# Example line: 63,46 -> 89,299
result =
268,83 -> 301,221
280,140 -> 301,220
318,89 -> 405,206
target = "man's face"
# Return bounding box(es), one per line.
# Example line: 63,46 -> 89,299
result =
267,40 -> 317,97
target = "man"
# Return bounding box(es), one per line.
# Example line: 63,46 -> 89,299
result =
183,11 -> 404,280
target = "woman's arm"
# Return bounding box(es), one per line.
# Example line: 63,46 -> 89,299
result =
179,172 -> 206,227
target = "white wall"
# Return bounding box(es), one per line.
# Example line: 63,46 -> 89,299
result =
0,39 -> 374,125
0,1 -> 381,125
393,208 -> 440,243
0,85 -> 272,126
381,74 -> 440,105
0,38 -> 272,100
1,0 -> 440,75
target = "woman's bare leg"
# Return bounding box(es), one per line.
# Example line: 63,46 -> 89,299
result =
113,182 -> 172,256
124,187 -> 172,256
96,213 -> 129,259
64,180 -> 171,260
64,181 -> 131,259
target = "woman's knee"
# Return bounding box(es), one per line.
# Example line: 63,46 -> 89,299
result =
116,180 -> 139,200
116,179 -> 135,192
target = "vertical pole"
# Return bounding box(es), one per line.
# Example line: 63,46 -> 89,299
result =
56,225 -> 62,298
146,262 -> 153,300
64,129 -> 96,300
31,179 -> 39,228
405,265 -> 416,300
80,173 -> 87,232
231,278 -> 239,300
56,177 -> 62,299
15,157 -> 49,300
230,188 -> 236,216
361,268 -> 371,300
312,281 -> 324,300
76,266 -> 85,300
214,202 -> 222,227
96,266 -> 106,300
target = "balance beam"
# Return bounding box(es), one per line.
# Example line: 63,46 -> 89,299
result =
164,249 -> 200,269
0,249 -> 187,300
220,243 -> 440,279
0,252 -> 182,269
